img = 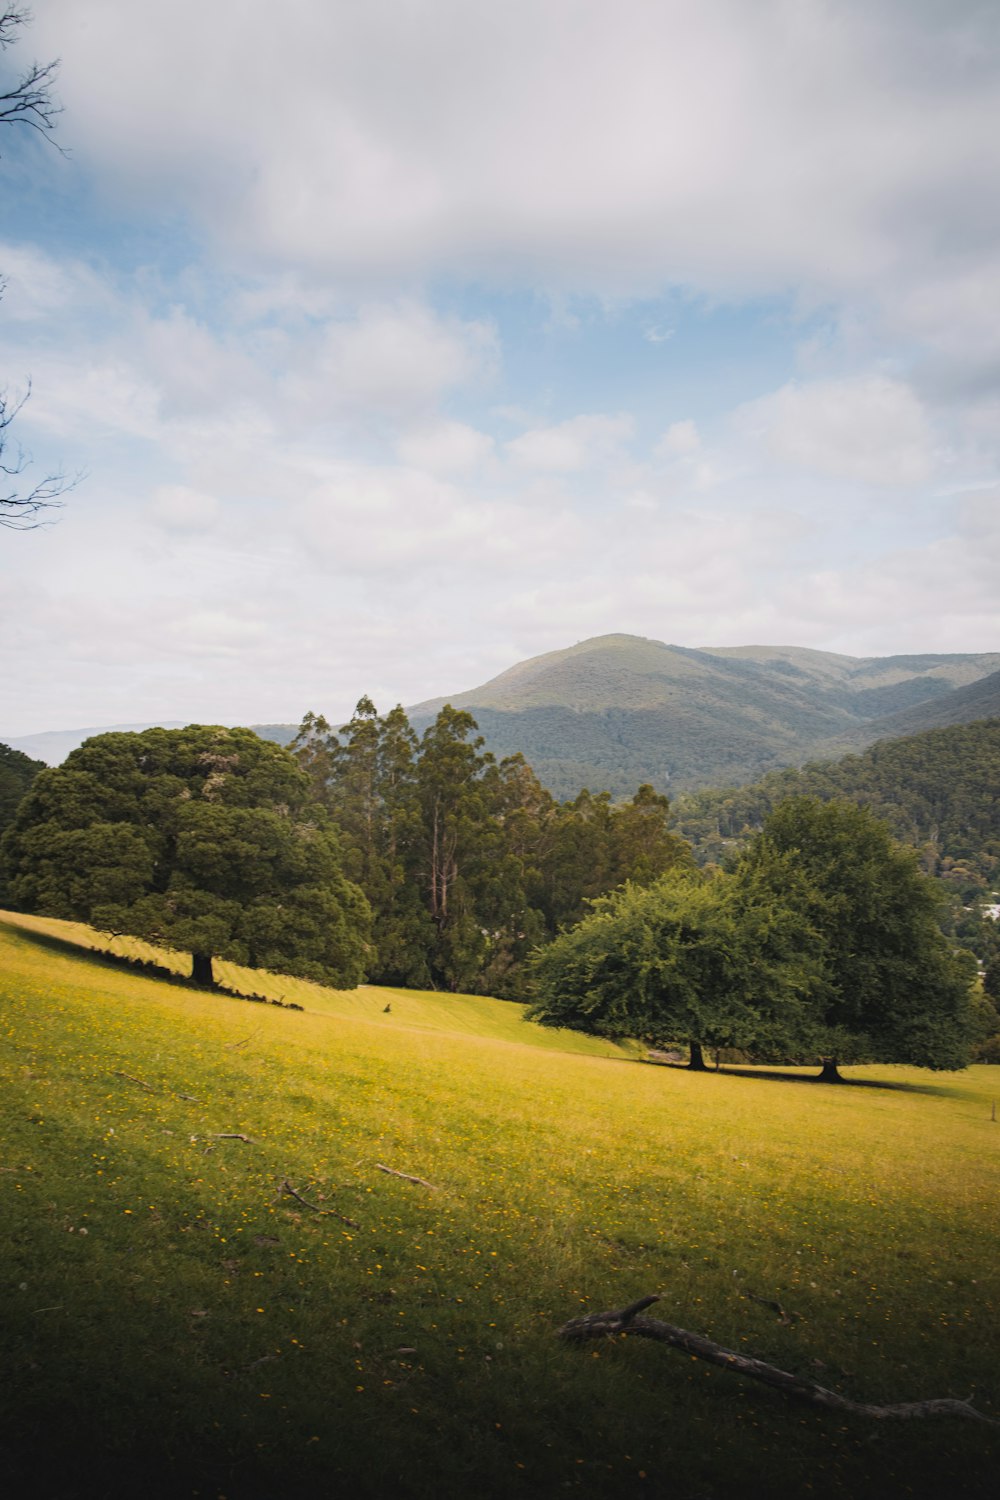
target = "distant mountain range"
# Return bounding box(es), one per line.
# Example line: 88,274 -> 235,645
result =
406,634 -> 1000,797
5,634 -> 1000,797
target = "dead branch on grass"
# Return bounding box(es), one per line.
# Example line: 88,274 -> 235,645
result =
557,1295 -> 997,1426
743,1289 -> 801,1326
374,1162 -> 438,1190
278,1178 -> 360,1229
113,1070 -> 156,1091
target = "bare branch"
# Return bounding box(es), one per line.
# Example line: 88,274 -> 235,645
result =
374,1162 -> 439,1190
278,1178 -> 360,1229
0,384 -> 78,529
558,1296 -> 998,1426
0,9 -> 64,150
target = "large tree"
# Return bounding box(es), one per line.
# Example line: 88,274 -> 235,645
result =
738,797 -> 978,1076
1,726 -> 370,987
528,864 -> 821,1067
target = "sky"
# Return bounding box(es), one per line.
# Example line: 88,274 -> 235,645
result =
2,0 -> 999,738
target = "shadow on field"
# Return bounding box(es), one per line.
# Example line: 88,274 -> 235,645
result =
644,1058 -> 965,1098
4,920 -> 188,984
1,919 -> 304,1010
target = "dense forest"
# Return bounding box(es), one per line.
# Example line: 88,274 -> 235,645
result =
285,700 -> 692,997
672,719 -> 1000,882
670,718 -> 1000,1001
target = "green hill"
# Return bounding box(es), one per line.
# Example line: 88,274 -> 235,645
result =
10,635 -> 1000,799
1,913 -> 998,1498
407,635 -> 1000,797
671,718 -> 1000,886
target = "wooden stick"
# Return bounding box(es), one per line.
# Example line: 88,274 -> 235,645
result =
558,1296 -> 997,1425
113,1071 -> 156,1091
374,1162 -> 438,1190
278,1178 -> 360,1229
743,1289 -> 800,1326
209,1133 -> 256,1143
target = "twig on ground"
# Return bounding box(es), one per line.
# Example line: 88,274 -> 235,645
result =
743,1289 -> 801,1326
557,1295 -> 997,1425
113,1070 -> 156,1092
374,1162 -> 439,1190
278,1178 -> 360,1229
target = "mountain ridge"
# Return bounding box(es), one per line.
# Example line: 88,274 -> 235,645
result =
6,634 -> 1000,795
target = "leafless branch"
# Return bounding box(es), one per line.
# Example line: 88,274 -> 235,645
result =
278,1178 -> 360,1229
558,1295 -> 998,1426
374,1162 -> 439,1190
0,8 -> 64,150
0,383 -> 78,529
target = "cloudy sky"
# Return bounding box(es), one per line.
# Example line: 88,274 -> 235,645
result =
2,0 -> 999,737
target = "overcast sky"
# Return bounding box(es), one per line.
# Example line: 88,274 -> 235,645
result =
2,0 -> 999,737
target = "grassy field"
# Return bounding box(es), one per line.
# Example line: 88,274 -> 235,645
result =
1,912 -> 998,1498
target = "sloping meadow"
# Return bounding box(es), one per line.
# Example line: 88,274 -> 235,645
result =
1,915 -> 998,1498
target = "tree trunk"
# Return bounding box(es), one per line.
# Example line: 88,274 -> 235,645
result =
816,1056 -> 844,1083
191,952 -> 214,987
688,1040 -> 707,1071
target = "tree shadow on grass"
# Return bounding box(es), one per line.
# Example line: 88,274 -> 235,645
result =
642,1057 -> 966,1098
3,918 -> 190,985
4,916 -> 307,1011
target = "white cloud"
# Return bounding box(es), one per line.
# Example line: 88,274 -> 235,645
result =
656,420 -> 701,458
31,1 -> 1000,365
148,485 -> 220,532
396,420 -> 494,474
739,375 -> 934,487
506,413 -> 635,472
309,302 -> 498,415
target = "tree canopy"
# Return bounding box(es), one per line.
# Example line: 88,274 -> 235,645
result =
529,796 -> 980,1076
739,797 -> 979,1072
1,725 -> 370,987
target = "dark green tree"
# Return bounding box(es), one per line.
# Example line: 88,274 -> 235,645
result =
1,726 -> 370,987
741,797 -> 977,1076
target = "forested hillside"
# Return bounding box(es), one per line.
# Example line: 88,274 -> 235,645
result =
671,718 -> 1000,887
407,635 -> 1000,797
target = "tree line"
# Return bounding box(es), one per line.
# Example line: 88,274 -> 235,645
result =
1,705 -> 995,1073
286,698 -> 691,996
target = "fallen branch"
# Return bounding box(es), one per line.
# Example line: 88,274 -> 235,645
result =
374,1162 -> 438,1190
743,1289 -> 800,1326
278,1178 -> 360,1229
113,1071 -> 156,1092
558,1295 -> 997,1425
209,1133 -> 256,1143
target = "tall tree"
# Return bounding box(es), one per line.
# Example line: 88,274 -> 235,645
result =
414,705 -> 499,989
1,726 -> 370,987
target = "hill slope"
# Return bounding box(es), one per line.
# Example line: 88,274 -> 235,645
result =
9,635 -> 999,796
671,717 -> 1000,883
2,915 -> 998,1498
408,635 -> 1000,797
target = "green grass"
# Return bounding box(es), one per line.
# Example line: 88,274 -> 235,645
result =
1,912 -> 998,1499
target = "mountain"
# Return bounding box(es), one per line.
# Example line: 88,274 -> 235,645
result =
1,721 -> 188,766
7,634 -> 999,796
406,634 -> 1000,797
